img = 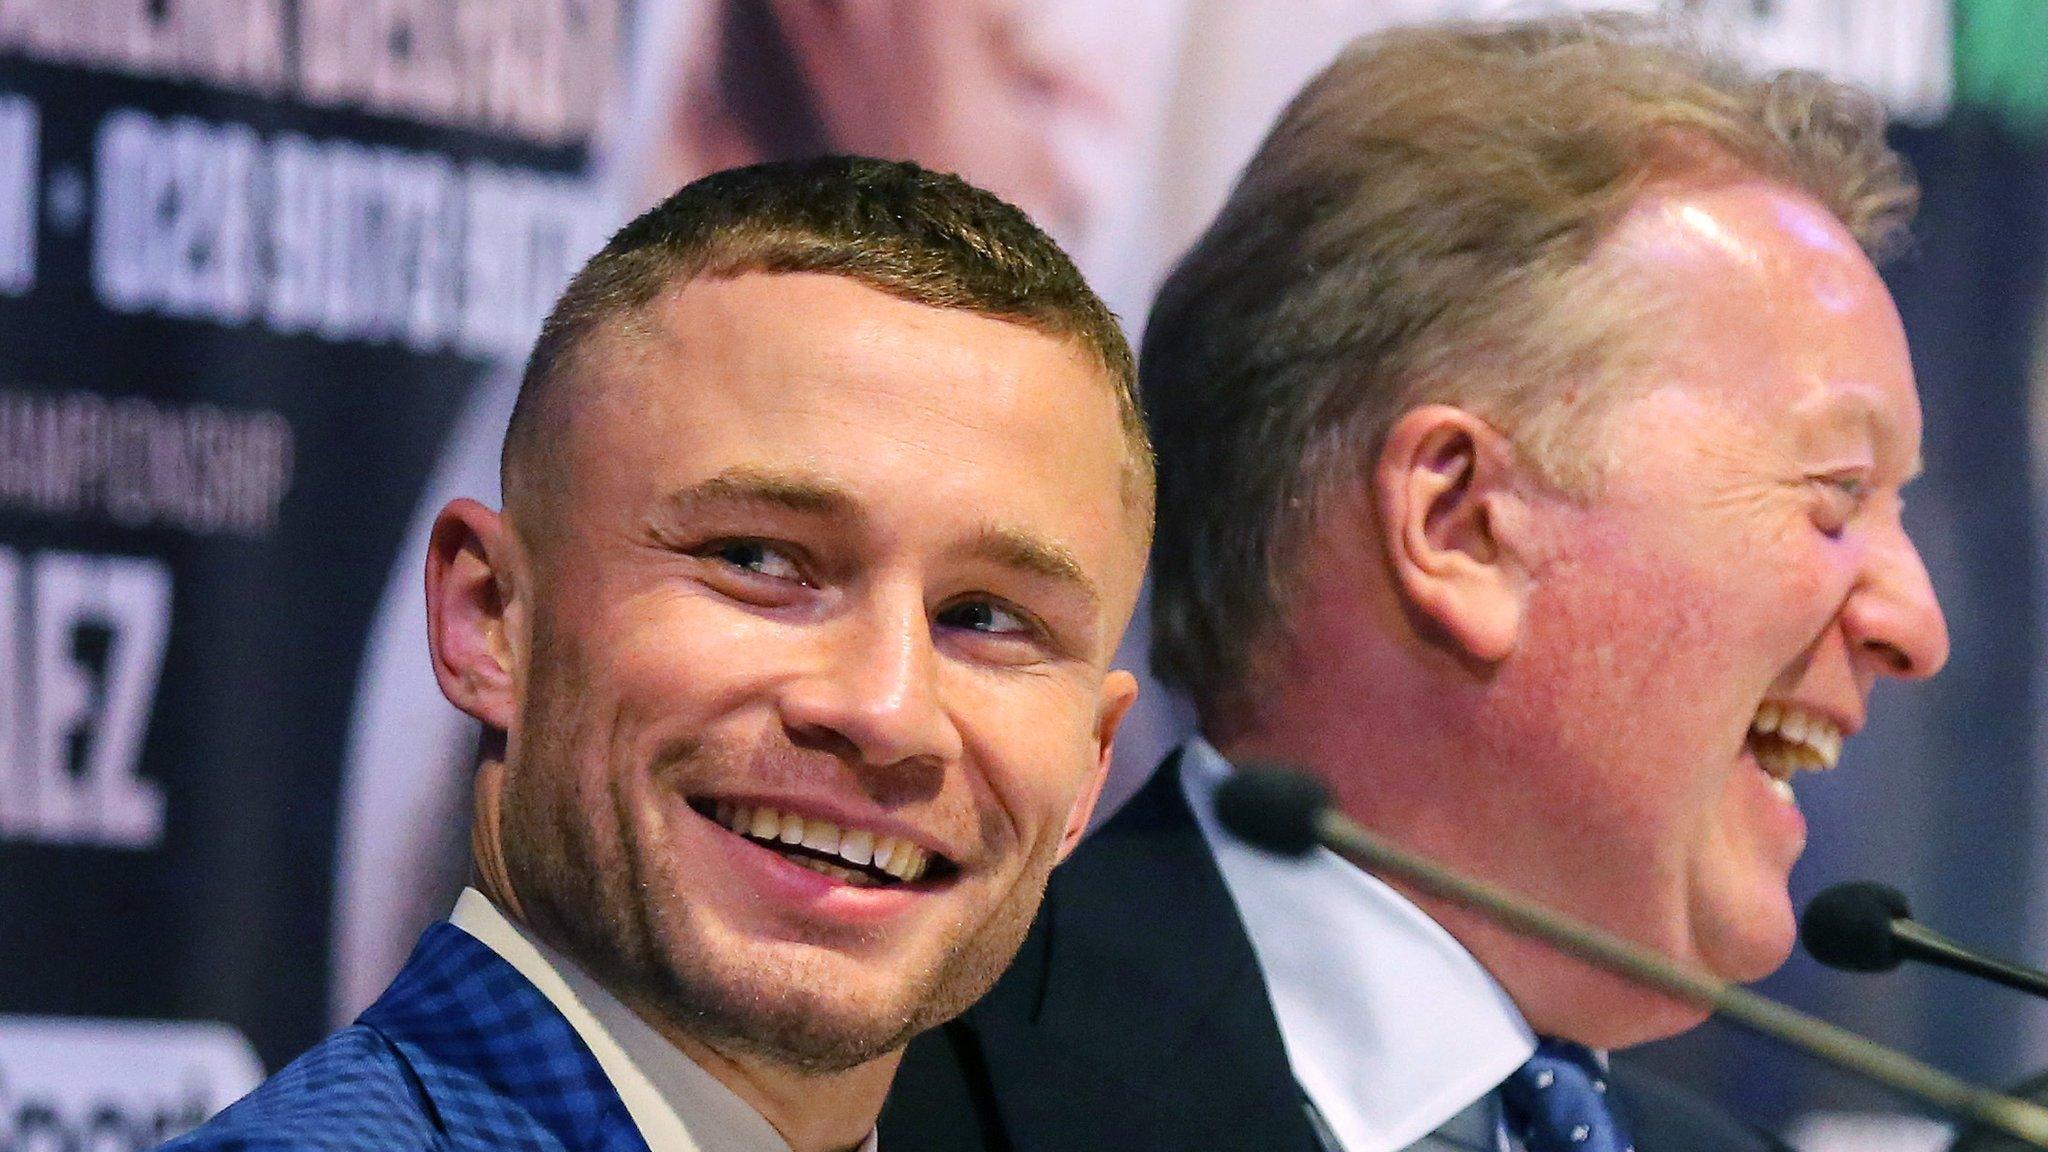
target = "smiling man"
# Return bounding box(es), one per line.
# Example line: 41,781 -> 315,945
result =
163,157 -> 1151,1152
886,16 -> 1948,1152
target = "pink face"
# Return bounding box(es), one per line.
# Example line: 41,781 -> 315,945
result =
486,272 -> 1145,1069
1496,182 -> 1949,986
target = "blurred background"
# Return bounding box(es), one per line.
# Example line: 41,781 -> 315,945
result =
1,1 -> 2042,1148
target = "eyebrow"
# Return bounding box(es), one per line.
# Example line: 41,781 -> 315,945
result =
656,468 -> 1103,608
964,525 -> 1100,612
1811,393 -> 1923,479
660,468 -> 861,521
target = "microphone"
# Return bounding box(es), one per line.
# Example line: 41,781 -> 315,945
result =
1801,881 -> 2048,1001
1215,763 -> 2048,1149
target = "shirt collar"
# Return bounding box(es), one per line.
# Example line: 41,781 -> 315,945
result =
449,888 -> 879,1152
1180,739 -> 1536,1152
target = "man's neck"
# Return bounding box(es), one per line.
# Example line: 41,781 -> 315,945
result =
1415,897 -> 1711,1050
1207,728 -> 1711,1051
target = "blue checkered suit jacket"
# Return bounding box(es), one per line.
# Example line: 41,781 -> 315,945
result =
163,923 -> 652,1152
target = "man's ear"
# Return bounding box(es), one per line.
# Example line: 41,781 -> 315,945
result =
426,498 -> 524,731
1373,405 -> 1531,664
1055,669 -> 1139,861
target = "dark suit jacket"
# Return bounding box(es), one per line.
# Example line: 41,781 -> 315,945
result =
162,923 -> 651,1152
882,753 -> 1790,1152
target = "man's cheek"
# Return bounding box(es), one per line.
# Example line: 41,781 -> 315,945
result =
966,768 -> 1059,876
963,685 -> 1092,795
1025,754 -> 1097,861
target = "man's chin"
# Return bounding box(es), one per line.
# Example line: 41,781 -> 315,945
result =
686,995 -> 924,1074
613,860 -> 1050,1070
1554,895 -> 1793,1046
635,964 -> 928,1072
1699,900 -> 1798,986
634,934 -> 976,1072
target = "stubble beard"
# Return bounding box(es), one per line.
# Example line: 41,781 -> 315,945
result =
614,842 -> 1056,1075
498,666 -> 1059,1075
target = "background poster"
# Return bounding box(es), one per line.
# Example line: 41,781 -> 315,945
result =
0,0 -> 619,1136
5,2 -> 2042,1148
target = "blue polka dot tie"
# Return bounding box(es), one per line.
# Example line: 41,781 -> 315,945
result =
1499,1039 -> 1635,1152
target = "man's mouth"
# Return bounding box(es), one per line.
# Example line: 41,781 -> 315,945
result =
1746,701 -> 1844,801
690,799 -> 953,889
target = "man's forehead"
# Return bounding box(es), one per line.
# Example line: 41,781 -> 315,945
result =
601,275 -> 1149,519
572,272 -> 1150,511
579,275 -> 1085,424
1655,190 -> 1859,265
1600,181 -> 1851,283
1590,184 -> 1913,393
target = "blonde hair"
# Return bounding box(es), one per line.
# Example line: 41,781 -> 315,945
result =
506,155 -> 1150,533
1143,11 -> 1916,715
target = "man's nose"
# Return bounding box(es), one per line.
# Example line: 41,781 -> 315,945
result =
1844,527 -> 1949,682
776,594 -> 963,772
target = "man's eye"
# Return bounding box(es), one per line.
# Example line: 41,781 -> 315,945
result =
1823,473 -> 1870,500
1811,471 -> 1871,505
705,539 -> 806,582
937,599 -> 1033,637
1809,472 -> 1870,534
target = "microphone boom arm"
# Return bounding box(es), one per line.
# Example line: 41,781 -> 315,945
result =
1311,808 -> 2048,1150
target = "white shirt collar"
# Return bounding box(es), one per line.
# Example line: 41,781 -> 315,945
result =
449,888 -> 879,1152
1180,739 -> 1537,1152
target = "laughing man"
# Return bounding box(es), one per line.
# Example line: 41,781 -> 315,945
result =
886,16 -> 1948,1152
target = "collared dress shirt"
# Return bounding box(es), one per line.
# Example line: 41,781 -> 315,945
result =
1181,739 -> 1540,1152
451,888 -> 881,1152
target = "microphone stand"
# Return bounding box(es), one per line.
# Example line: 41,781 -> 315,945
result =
1307,807 -> 2048,1150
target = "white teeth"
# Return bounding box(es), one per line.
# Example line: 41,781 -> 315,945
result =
1768,777 -> 1796,804
801,817 -> 840,854
1816,726 -> 1842,767
1748,702 -> 1846,796
709,803 -> 935,881
1782,711 -> 1809,745
841,828 -> 873,867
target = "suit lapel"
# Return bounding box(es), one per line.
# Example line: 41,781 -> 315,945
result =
360,924 -> 652,1152
964,754 -> 1319,1152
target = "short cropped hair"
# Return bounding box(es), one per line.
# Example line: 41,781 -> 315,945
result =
503,155 -> 1148,525
1143,13 -> 1917,718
